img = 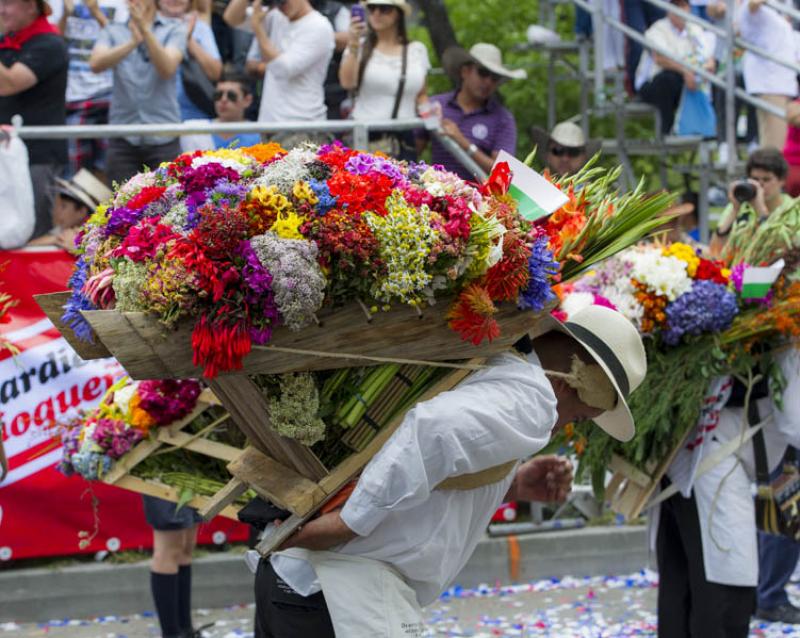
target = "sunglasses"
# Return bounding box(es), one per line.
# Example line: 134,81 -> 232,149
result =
367,4 -> 395,14
213,89 -> 241,102
475,66 -> 502,83
549,145 -> 585,158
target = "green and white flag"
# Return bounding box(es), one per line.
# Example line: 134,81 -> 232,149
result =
494,150 -> 569,222
741,258 -> 784,299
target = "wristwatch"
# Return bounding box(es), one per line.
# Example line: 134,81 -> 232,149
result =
467,143 -> 479,157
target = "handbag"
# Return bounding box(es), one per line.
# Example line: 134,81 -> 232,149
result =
676,87 -> 717,138
750,399 -> 800,541
181,56 -> 216,119
0,132 -> 35,248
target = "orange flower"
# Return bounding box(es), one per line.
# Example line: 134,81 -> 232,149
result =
447,284 -> 501,345
574,435 -> 587,456
128,392 -> 157,434
240,142 -> 287,164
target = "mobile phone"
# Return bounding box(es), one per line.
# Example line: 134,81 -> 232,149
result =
351,4 -> 365,21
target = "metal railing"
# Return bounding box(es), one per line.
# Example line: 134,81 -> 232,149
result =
9,116 -> 488,181
574,0 -> 799,180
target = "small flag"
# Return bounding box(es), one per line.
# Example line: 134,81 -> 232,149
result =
741,259 -> 784,299
493,150 -> 569,221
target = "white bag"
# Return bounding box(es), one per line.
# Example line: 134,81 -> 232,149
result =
276,548 -> 427,638
0,133 -> 35,249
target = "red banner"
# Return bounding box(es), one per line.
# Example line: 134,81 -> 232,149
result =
0,248 -> 249,561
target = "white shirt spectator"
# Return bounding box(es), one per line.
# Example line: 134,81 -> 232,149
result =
635,18 -> 715,91
247,9 -> 334,122
737,2 -> 799,97
347,40 -> 430,121
271,351 -> 559,607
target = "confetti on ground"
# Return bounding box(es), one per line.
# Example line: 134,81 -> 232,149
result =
3,573 -> 800,637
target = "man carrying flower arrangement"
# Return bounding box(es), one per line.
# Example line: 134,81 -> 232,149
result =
252,305 -> 647,638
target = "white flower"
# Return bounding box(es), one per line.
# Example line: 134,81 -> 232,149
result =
628,249 -> 691,301
561,291 -> 595,318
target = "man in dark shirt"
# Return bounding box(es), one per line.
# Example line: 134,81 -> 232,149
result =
0,0 -> 68,239
417,43 -> 524,180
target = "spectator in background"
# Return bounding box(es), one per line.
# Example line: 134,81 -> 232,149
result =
623,0 -> 664,94
158,0 -> 222,120
27,168 -> 112,251
339,0 -> 428,160
180,69 -> 260,150
417,43 -> 524,180
58,0 -> 126,179
737,0 -> 798,149
311,0 -> 350,120
90,0 -> 187,184
0,0 -> 67,239
635,0 -> 715,135
531,121 -> 600,177
784,98 -> 800,196
245,0 -> 333,147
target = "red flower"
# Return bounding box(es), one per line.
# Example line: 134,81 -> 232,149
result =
126,186 -> 166,211
480,161 -> 512,197
482,231 -> 531,301
191,313 -> 252,378
327,171 -> 394,216
447,284 -> 501,345
694,258 -> 728,284
112,217 -> 180,262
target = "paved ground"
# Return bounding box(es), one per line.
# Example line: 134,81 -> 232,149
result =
3,571 -> 800,637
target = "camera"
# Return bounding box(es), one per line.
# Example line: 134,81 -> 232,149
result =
732,179 -> 757,203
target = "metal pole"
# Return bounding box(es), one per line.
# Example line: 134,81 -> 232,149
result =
579,39 -> 591,136
432,132 -> 488,181
590,0 -> 606,106
724,0 -> 737,181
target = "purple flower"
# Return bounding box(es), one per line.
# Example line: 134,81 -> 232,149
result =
519,235 -> 559,311
308,178 -> 337,215
138,379 -> 203,425
237,240 -> 280,344
104,206 -> 143,237
62,255 -> 98,342
663,280 -> 739,345
345,153 -> 406,183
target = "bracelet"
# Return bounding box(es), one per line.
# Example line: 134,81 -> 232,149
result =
467,143 -> 478,157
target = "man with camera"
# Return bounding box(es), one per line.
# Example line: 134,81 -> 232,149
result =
712,147 -> 793,251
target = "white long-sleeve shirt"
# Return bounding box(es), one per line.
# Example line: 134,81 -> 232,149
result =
737,2 -> 799,97
271,351 -> 559,606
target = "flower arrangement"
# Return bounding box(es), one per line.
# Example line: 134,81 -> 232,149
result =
64,143 -> 674,378
59,377 -> 203,480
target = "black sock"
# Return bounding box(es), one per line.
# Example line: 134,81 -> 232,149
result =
177,564 -> 194,633
150,571 -> 181,637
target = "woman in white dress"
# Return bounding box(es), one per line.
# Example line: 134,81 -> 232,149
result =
339,0 -> 429,160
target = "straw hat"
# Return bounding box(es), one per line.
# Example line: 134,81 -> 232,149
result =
531,121 -> 601,156
536,305 -> 647,442
54,169 -> 112,211
364,0 -> 412,16
442,43 -> 528,83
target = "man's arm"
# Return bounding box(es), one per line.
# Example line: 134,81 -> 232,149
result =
223,0 -> 249,27
89,37 -> 138,73
0,62 -> 37,96
439,118 -> 496,173
504,456 -> 573,503
250,2 -> 280,64
278,511 -> 359,551
140,26 -> 183,79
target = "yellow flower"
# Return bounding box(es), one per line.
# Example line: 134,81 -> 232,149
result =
293,180 -> 319,205
87,203 -> 110,227
663,242 -> 700,277
270,211 -> 307,240
206,148 -> 252,163
128,391 -> 157,433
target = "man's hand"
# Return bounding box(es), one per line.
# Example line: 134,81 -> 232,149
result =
186,12 -> 197,42
63,0 -> 75,17
277,511 -> 358,552
250,0 -> 267,32
128,0 -> 152,31
440,118 -> 470,149
510,455 -> 574,503
683,70 -> 697,91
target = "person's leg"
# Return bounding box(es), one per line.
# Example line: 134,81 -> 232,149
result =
669,491 -> 755,638
143,140 -> 183,170
623,0 -> 647,90
254,558 -> 336,638
28,163 -> 62,239
756,95 -> 790,149
106,138 -> 145,186
176,525 -> 199,636
657,493 -> 692,637
151,529 -> 185,638
639,70 -> 685,134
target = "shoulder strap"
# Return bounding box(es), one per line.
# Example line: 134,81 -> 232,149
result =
390,43 -> 408,120
435,460 -> 518,491
750,398 -> 771,485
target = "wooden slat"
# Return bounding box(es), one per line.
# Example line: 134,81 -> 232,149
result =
608,455 -> 652,488
156,429 -> 242,462
198,477 -> 248,520
81,301 -> 548,379
210,376 -> 328,481
113,475 -> 241,520
227,447 -> 326,517
34,292 -> 111,360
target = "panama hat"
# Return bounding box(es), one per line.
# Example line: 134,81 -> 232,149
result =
442,43 -> 528,83
534,305 -> 646,442
531,121 -> 602,158
364,0 -> 411,16
54,169 -> 113,211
